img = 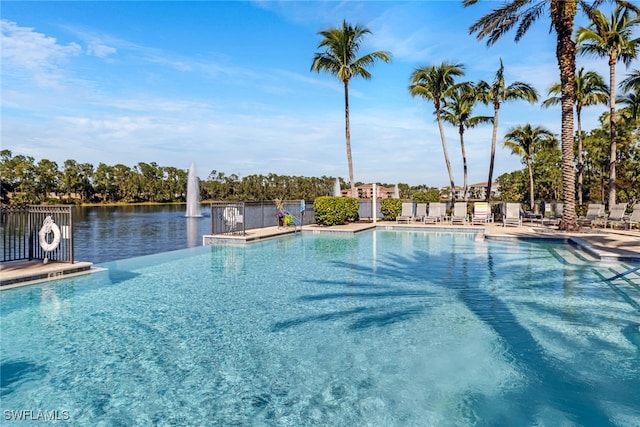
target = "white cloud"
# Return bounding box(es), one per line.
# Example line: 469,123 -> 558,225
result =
1,19 -> 81,86
87,41 -> 116,58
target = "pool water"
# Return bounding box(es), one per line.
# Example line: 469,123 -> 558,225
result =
1,231 -> 639,426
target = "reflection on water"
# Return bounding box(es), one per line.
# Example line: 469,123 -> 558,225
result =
72,205 -> 210,264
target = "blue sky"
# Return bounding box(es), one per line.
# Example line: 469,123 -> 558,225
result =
1,1 -> 636,187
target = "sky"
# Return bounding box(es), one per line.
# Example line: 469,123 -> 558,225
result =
1,1 -> 637,187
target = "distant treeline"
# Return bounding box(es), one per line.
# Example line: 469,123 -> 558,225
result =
0,150 -> 419,204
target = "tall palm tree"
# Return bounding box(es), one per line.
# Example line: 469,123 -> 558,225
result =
477,59 -> 539,203
464,0 -> 640,230
577,5 -> 640,208
311,20 -> 391,197
503,124 -> 557,209
542,68 -> 608,204
441,82 -> 493,201
409,62 -> 465,202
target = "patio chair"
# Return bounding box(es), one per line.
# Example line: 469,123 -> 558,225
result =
450,202 -> 468,225
503,203 -> 522,227
423,202 -> 441,224
471,202 -> 491,225
521,207 -> 543,224
415,203 -> 428,223
396,202 -> 415,223
542,202 -> 563,226
624,204 -> 640,230
577,203 -> 604,227
603,203 -> 628,229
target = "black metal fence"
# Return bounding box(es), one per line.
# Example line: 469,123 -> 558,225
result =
209,200 -> 314,235
211,202 -> 246,236
1,205 -> 74,263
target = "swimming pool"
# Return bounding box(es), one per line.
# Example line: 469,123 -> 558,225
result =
1,231 -> 639,426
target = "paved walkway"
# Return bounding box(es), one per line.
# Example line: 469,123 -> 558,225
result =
3,220 -> 639,289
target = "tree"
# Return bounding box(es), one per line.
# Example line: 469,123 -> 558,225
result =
542,68 -> 608,204
464,0 -> 640,230
476,59 -> 539,203
409,62 -> 465,203
311,20 -> 391,197
441,82 -> 493,201
577,5 -> 640,208
502,124 -> 557,209
620,68 -> 640,93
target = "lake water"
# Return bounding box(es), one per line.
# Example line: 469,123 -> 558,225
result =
72,205 -> 211,264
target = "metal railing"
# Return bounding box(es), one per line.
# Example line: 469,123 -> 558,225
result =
211,202 -> 246,236
209,200 -> 314,236
1,205 -> 74,263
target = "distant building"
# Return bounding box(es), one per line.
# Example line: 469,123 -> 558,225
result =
343,184 -> 396,199
441,182 -> 500,200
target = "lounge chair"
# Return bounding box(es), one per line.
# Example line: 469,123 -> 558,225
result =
423,202 -> 443,224
450,202 -> 467,225
396,202 -> 415,223
625,204 -> 640,230
471,202 -> 491,225
521,207 -> 543,224
603,203 -> 628,229
503,203 -> 522,227
415,203 -> 428,223
542,202 -> 563,226
577,203 -> 604,227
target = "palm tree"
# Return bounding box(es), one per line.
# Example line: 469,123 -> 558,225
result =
542,68 -> 608,204
441,82 -> 493,201
477,59 -> 539,203
577,5 -> 640,208
464,0 -> 640,230
618,91 -> 640,120
311,20 -> 391,197
502,124 -> 557,209
409,62 -> 465,202
620,68 -> 640,92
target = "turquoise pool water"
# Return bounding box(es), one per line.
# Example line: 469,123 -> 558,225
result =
1,231 -> 639,426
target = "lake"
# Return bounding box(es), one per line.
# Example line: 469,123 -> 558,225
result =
72,205 -> 211,264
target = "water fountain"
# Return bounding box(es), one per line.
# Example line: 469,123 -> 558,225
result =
333,178 -> 341,197
185,163 -> 202,217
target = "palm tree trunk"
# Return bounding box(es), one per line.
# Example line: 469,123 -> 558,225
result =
527,158 -> 535,209
459,124 -> 468,201
436,108 -> 456,203
552,0 -> 578,230
343,79 -> 356,198
486,104 -> 499,202
576,105 -> 583,205
608,56 -> 617,209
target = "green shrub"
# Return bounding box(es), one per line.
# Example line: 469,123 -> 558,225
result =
412,190 -> 440,203
380,198 -> 402,220
313,196 -> 359,225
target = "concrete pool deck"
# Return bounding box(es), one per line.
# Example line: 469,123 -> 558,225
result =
2,221 -> 639,289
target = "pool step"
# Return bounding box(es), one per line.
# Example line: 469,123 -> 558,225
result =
548,245 -> 597,265
601,265 -> 640,312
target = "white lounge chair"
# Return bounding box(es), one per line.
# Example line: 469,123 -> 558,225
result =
625,204 -> 640,230
577,203 -> 604,227
396,202 -> 415,223
471,202 -> 491,225
450,202 -> 467,225
423,202 -> 442,224
603,203 -> 628,229
503,203 -> 522,227
415,203 -> 428,223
